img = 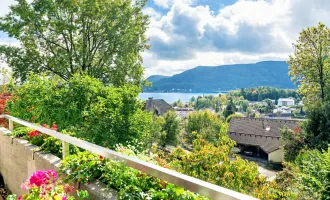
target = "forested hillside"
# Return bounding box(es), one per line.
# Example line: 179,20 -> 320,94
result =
145,61 -> 295,92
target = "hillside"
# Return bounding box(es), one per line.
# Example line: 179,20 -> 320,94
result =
144,61 -> 295,92
147,75 -> 169,83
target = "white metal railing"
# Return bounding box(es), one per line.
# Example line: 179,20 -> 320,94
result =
0,114 -> 257,200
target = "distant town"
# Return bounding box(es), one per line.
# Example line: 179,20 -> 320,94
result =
144,86 -> 304,121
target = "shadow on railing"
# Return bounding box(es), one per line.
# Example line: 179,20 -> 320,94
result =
0,114 -> 257,200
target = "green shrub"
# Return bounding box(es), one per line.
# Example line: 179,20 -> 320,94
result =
160,110 -> 180,147
225,113 -> 243,123
185,110 -> 222,144
7,73 -> 154,150
11,127 -> 33,139
59,152 -> 208,200
40,130 -> 80,158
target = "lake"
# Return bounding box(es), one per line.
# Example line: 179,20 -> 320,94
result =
139,92 -> 228,103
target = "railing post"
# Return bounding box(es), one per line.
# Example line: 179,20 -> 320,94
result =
9,119 -> 13,131
62,141 -> 69,159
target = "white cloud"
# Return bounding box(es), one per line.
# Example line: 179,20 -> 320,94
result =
0,0 -> 15,17
143,0 -> 330,77
1,0 -> 330,78
153,0 -> 194,9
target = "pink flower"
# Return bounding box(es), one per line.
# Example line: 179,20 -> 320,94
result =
28,170 -> 58,187
21,180 -> 32,190
62,196 -> 67,200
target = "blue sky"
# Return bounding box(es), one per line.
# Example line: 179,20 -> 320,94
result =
1,0 -> 330,77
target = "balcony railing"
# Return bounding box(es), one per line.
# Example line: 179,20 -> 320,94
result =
0,114 -> 257,200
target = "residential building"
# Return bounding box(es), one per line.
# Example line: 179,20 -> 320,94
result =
271,106 -> 292,119
278,98 -> 295,106
175,108 -> 194,119
228,117 -> 299,163
145,98 -> 173,116
248,101 -> 268,107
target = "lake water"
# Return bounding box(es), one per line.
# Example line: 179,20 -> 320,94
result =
139,92 -> 228,103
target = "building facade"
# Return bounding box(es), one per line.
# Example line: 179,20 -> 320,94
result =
278,98 -> 295,106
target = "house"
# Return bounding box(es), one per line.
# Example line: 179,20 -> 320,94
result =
248,101 -> 268,107
175,108 -> 194,119
271,107 -> 292,119
228,117 -> 299,163
145,98 -> 173,116
278,98 -> 295,106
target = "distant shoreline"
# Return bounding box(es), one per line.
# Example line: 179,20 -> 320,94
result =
141,91 -> 230,94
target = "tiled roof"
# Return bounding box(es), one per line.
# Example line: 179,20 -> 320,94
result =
145,99 -> 173,115
228,117 -> 299,153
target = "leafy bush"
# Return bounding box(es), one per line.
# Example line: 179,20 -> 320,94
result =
7,73 -> 154,150
0,92 -> 11,127
276,148 -> 330,199
11,127 -> 32,139
166,137 -> 288,199
225,113 -> 243,123
185,110 -> 222,144
40,130 -> 80,158
59,152 -> 208,200
160,111 -> 180,147
281,126 -> 305,162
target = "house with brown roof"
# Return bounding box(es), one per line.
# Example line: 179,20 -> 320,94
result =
145,98 -> 173,116
228,117 -> 299,163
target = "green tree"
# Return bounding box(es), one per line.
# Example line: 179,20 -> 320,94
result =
281,126 -> 305,162
7,73 -> 153,149
185,110 -> 222,144
223,98 -> 235,118
288,23 -> 330,109
166,137 -> 286,199
0,0 -> 149,86
144,115 -> 165,149
161,111 -> 180,146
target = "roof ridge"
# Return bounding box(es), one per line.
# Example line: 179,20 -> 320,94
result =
234,117 -> 300,123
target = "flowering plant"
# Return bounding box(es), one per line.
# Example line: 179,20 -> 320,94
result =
28,124 -> 58,146
7,170 -> 88,200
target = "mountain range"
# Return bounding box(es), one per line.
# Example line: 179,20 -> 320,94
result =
144,61 -> 295,92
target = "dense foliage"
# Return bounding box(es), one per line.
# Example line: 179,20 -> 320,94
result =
277,23 -> 330,200
185,110 -> 222,144
7,73 -> 154,149
288,23 -> 330,109
0,0 -> 149,86
161,137 -> 287,199
160,111 -> 180,147
228,86 -> 300,101
275,149 -> 330,199
59,151 -> 208,200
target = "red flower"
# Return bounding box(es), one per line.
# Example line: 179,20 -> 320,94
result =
31,116 -> 37,121
138,173 -> 144,178
99,155 -> 103,160
51,124 -> 58,131
29,130 -> 40,137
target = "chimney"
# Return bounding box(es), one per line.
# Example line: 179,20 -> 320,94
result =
262,120 -> 265,129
